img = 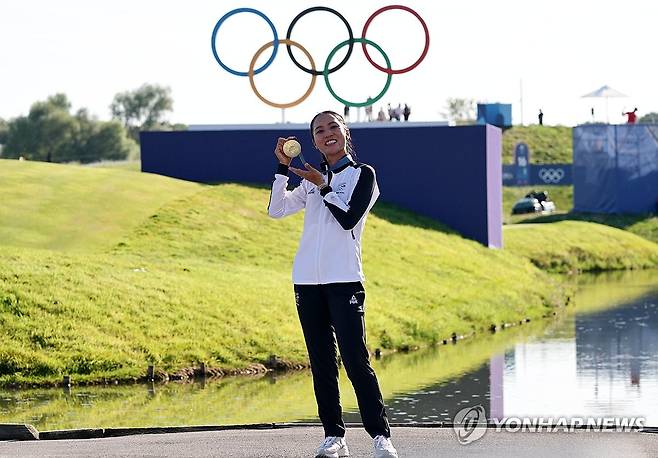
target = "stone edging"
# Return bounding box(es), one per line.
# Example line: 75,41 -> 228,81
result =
2,422 -> 656,441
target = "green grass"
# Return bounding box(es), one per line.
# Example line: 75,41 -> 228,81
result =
0,159 -> 200,251
83,160 -> 142,171
0,159 -> 656,385
503,125 -> 572,164
520,212 -> 658,245
504,221 -> 658,273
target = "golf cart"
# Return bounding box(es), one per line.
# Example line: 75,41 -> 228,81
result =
511,190 -> 556,215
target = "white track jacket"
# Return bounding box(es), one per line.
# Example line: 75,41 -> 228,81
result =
268,159 -> 380,285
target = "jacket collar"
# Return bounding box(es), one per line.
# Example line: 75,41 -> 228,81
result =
322,154 -> 355,174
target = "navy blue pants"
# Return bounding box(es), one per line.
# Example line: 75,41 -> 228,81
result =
294,282 -> 390,438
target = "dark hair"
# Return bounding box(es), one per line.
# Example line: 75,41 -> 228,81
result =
309,110 -> 357,160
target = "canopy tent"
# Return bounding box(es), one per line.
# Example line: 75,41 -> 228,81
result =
581,85 -> 627,123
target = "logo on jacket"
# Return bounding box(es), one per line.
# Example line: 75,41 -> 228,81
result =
350,295 -> 358,305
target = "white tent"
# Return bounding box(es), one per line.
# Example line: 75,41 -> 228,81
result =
581,85 -> 627,123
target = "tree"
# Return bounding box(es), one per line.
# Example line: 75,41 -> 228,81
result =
0,118 -> 8,145
4,94 -> 78,162
443,98 -> 476,124
639,112 -> 658,123
4,94 -> 137,163
45,93 -> 72,111
69,109 -> 138,163
110,84 -> 174,141
81,120 -> 138,163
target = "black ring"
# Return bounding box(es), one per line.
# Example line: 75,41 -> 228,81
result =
286,6 -> 354,76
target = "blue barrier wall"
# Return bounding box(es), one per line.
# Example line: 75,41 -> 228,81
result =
141,123 -> 502,247
502,164 -> 573,186
573,124 -> 658,213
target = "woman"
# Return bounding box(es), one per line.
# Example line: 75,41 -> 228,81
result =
268,111 -> 398,458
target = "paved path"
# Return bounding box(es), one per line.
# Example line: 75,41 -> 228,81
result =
1,426 -> 657,457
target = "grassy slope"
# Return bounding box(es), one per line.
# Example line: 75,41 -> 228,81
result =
520,211 -> 658,245
0,159 -> 200,251
0,184 -> 563,385
504,221 -> 658,272
83,160 -> 141,172
502,125 -> 572,164
1,160 -> 657,385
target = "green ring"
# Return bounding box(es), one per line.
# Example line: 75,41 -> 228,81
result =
323,38 -> 392,108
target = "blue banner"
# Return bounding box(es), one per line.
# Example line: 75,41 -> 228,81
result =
503,164 -> 572,186
573,124 -> 658,214
514,143 -> 530,185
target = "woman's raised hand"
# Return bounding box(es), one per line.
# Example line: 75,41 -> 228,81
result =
274,136 -> 295,166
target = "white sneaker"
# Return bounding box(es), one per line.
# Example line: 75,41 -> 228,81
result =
316,436 -> 350,458
373,435 -> 398,458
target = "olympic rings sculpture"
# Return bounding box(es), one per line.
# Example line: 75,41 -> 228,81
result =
210,5 -> 429,109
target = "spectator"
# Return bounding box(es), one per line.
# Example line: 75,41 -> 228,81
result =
387,103 -> 394,121
343,105 -> 350,122
623,108 -> 638,124
377,107 -> 386,121
538,109 -> 543,125
393,104 -> 402,121
403,104 -> 411,121
365,97 -> 373,122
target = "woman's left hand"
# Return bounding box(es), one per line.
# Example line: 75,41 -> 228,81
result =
289,163 -> 324,187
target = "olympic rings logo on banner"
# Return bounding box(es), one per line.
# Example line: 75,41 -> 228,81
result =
538,168 -> 565,184
210,5 -> 429,109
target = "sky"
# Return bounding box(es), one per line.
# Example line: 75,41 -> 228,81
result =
1,0 -> 656,127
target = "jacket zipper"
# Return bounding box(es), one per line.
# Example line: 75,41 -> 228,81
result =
317,171 -> 332,283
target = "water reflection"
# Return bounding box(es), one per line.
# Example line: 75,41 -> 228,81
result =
346,269 -> 658,426
502,271 -> 658,425
1,269 -> 657,430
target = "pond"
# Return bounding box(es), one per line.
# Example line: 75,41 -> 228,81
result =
1,269 -> 657,431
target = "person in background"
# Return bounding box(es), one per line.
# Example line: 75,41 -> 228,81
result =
403,104 -> 411,121
365,97 -> 374,122
344,105 -> 350,122
393,104 -> 402,121
538,109 -> 544,125
377,107 -> 386,122
623,108 -> 638,124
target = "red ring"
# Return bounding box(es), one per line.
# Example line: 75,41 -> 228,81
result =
361,5 -> 430,75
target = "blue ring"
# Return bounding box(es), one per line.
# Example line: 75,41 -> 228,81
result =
211,8 -> 278,77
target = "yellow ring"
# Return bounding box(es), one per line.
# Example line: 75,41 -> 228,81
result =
248,39 -> 316,109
